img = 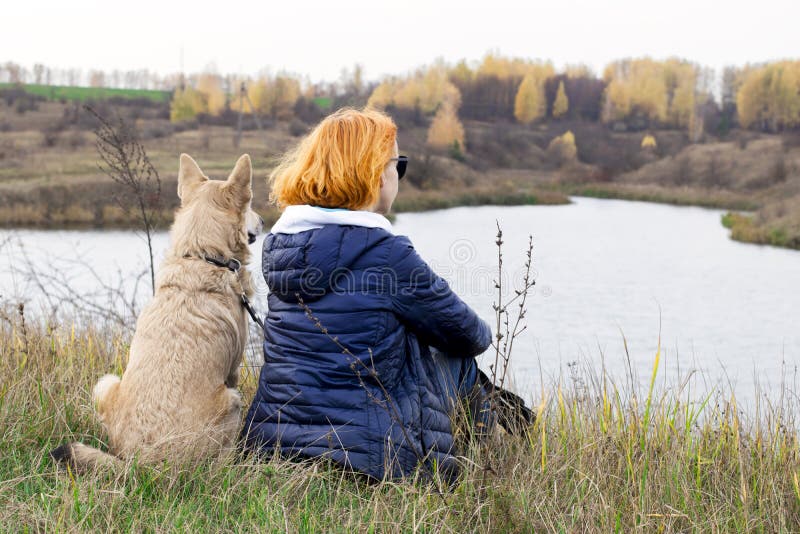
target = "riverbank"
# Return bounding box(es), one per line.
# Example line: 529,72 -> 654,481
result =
565,183 -> 799,250
1,314 -> 798,531
0,122 -> 571,230
1,101 -> 798,249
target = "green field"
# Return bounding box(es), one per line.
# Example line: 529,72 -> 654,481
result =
312,96 -> 332,109
0,83 -> 171,103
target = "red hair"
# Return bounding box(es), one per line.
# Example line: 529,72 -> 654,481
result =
269,108 -> 397,210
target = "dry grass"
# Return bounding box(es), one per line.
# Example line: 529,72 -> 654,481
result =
1,307 -> 798,532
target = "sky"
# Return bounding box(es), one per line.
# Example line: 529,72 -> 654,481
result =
3,0 -> 798,84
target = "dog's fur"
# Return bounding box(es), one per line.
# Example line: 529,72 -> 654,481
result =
51,153 -> 263,471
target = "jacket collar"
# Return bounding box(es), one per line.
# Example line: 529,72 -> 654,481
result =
270,205 -> 394,235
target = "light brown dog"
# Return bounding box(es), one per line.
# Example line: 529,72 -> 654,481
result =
51,153 -> 263,470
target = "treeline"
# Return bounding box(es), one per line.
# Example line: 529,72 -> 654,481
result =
0,61 -> 176,90
158,55 -> 800,151
4,56 -> 800,146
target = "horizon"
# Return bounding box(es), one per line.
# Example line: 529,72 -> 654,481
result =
3,0 -> 798,86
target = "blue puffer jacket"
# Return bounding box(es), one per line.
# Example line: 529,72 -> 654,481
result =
242,208 -> 492,480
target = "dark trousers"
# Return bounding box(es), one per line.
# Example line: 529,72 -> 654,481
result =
430,348 -> 494,434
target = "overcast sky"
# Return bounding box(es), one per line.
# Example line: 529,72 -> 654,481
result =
4,0 -> 798,83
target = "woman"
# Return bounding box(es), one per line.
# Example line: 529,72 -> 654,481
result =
242,108 -> 492,481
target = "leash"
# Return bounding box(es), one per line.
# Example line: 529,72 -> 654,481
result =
204,255 -> 265,330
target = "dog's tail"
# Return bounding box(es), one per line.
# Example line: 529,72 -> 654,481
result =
50,442 -> 124,472
52,374 -> 124,472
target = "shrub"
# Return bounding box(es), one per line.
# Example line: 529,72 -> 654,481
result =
289,119 -> 308,137
641,134 -> 657,149
546,130 -> 577,165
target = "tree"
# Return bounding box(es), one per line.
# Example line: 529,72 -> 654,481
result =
245,75 -> 301,119
5,62 -> 22,84
514,73 -> 545,124
89,71 -> 105,88
737,61 -> 800,131
271,75 -> 301,119
641,134 -> 657,149
247,77 -> 273,115
552,80 -> 569,118
368,64 -> 461,115
33,64 -> 45,85
547,130 -> 577,164
427,104 -> 465,150
170,87 -> 204,122
721,66 -> 740,108
366,80 -> 398,109
196,73 -> 226,116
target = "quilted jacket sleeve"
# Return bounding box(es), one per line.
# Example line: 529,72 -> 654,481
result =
388,236 -> 492,357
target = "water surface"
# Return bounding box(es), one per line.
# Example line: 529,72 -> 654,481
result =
2,197 -> 798,403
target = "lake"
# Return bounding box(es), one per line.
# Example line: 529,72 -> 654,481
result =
2,197 -> 799,404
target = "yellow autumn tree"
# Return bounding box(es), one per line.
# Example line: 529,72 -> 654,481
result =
225,76 -> 247,112
366,79 -> 399,109
641,134 -> 657,149
244,75 -> 301,118
514,73 -> 545,124
547,130 -> 577,164
563,64 -> 593,79
170,87 -> 204,122
196,73 -> 226,116
552,80 -> 569,118
601,58 -> 706,131
737,61 -> 800,131
663,59 -> 697,128
449,59 -> 473,86
247,77 -> 272,114
478,53 -> 552,80
603,59 -> 670,124
368,64 -> 461,115
427,104 -> 465,151
271,75 -> 301,119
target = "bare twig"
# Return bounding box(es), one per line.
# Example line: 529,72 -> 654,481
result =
491,225 -> 536,389
86,105 -> 162,295
486,228 -> 537,434
5,237 -> 144,328
491,222 -> 504,388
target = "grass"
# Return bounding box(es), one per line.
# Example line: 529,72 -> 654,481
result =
1,307 -> 798,531
0,83 -> 171,103
721,212 -> 800,250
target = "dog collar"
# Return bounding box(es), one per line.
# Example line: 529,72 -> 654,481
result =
203,255 -> 242,273
198,254 -> 264,330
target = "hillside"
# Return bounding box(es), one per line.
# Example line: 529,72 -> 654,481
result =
1,90 -> 799,249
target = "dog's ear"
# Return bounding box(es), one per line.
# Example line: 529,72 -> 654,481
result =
224,154 -> 253,208
178,154 -> 207,201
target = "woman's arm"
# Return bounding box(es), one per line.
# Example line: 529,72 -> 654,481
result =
388,236 -> 492,357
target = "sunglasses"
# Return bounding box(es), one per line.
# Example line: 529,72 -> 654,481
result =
390,155 -> 408,180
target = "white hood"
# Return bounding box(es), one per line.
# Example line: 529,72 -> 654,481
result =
270,205 -> 394,235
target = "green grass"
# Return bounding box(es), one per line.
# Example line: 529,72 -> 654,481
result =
312,96 -> 333,110
0,83 -> 171,103
1,308 -> 798,531
722,211 -> 800,250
